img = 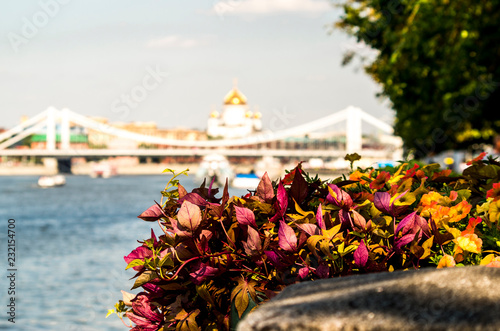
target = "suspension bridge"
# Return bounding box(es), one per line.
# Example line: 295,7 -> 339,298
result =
0,106 -> 401,160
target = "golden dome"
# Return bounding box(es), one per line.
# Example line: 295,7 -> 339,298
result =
210,110 -> 219,118
253,111 -> 262,119
245,110 -> 253,118
223,79 -> 247,105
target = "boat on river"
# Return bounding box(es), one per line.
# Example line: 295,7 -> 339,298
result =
38,175 -> 66,188
232,173 -> 261,189
196,154 -> 234,186
90,162 -> 117,178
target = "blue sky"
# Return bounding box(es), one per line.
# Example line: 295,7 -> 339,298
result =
0,0 -> 392,131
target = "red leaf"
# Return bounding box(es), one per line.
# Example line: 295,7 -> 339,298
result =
169,217 -> 191,237
235,206 -> 257,228
315,264 -> 330,278
256,172 -> 274,201
282,168 -> 296,185
277,181 -> 288,213
189,262 -> 218,285
316,203 -> 326,230
177,201 -> 201,233
354,240 -> 369,267
296,223 -> 321,236
352,210 -> 367,231
124,246 -> 152,271
243,226 -> 261,255
178,192 -> 209,207
290,169 -> 308,204
177,183 -> 188,199
265,251 -> 285,268
138,204 -> 164,222
278,220 -> 297,252
298,266 -> 309,279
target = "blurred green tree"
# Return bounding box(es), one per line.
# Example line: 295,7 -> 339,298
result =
335,0 -> 500,157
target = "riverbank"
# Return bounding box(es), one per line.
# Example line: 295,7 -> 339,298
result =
0,163 -> 346,180
0,163 -> 200,176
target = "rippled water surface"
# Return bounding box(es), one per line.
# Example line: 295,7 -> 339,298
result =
0,175 -> 247,331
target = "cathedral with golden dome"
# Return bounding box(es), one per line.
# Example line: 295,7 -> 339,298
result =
207,80 -> 262,139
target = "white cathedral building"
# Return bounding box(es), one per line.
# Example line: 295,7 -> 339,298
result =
207,81 -> 262,139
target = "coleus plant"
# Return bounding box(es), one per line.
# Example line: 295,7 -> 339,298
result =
109,154 -> 500,331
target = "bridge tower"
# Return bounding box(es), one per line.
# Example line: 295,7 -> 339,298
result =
345,107 -> 363,153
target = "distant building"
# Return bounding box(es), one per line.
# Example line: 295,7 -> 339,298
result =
30,133 -> 89,150
86,117 -> 207,149
207,81 -> 262,139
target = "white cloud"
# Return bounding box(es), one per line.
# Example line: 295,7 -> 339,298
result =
146,35 -> 203,49
213,0 -> 331,16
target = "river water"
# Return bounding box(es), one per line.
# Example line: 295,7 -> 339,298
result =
0,175 -> 248,331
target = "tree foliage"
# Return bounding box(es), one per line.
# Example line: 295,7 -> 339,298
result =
335,0 -> 500,156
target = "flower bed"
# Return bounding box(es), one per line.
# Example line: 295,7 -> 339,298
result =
109,154 -> 500,331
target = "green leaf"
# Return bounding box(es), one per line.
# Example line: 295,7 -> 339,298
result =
158,253 -> 174,268
125,258 -> 145,270
131,270 -> 158,290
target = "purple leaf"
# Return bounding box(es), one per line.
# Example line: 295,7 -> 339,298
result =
178,192 -> 209,207
339,210 -> 353,228
208,176 -> 215,198
296,223 -> 321,236
316,203 -> 326,230
373,191 -> 391,214
235,206 -> 257,228
395,233 -> 415,251
326,184 -> 342,205
326,184 -> 352,209
256,172 -> 274,201
278,220 -> 297,252
265,251 -> 285,268
354,240 -> 369,267
395,211 -> 417,235
315,264 -> 330,278
177,201 -> 202,233
142,283 -> 163,296
138,204 -> 164,222
189,262 -> 219,285
277,181 -> 288,213
415,214 -> 431,238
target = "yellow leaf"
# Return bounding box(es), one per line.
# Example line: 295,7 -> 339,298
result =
234,289 -> 249,318
480,254 -> 496,265
443,224 -> 461,238
322,224 -> 341,240
420,235 -> 434,260
293,199 -> 314,217
307,235 -> 324,253
105,309 -> 115,318
397,178 -> 413,193
320,240 -> 337,260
